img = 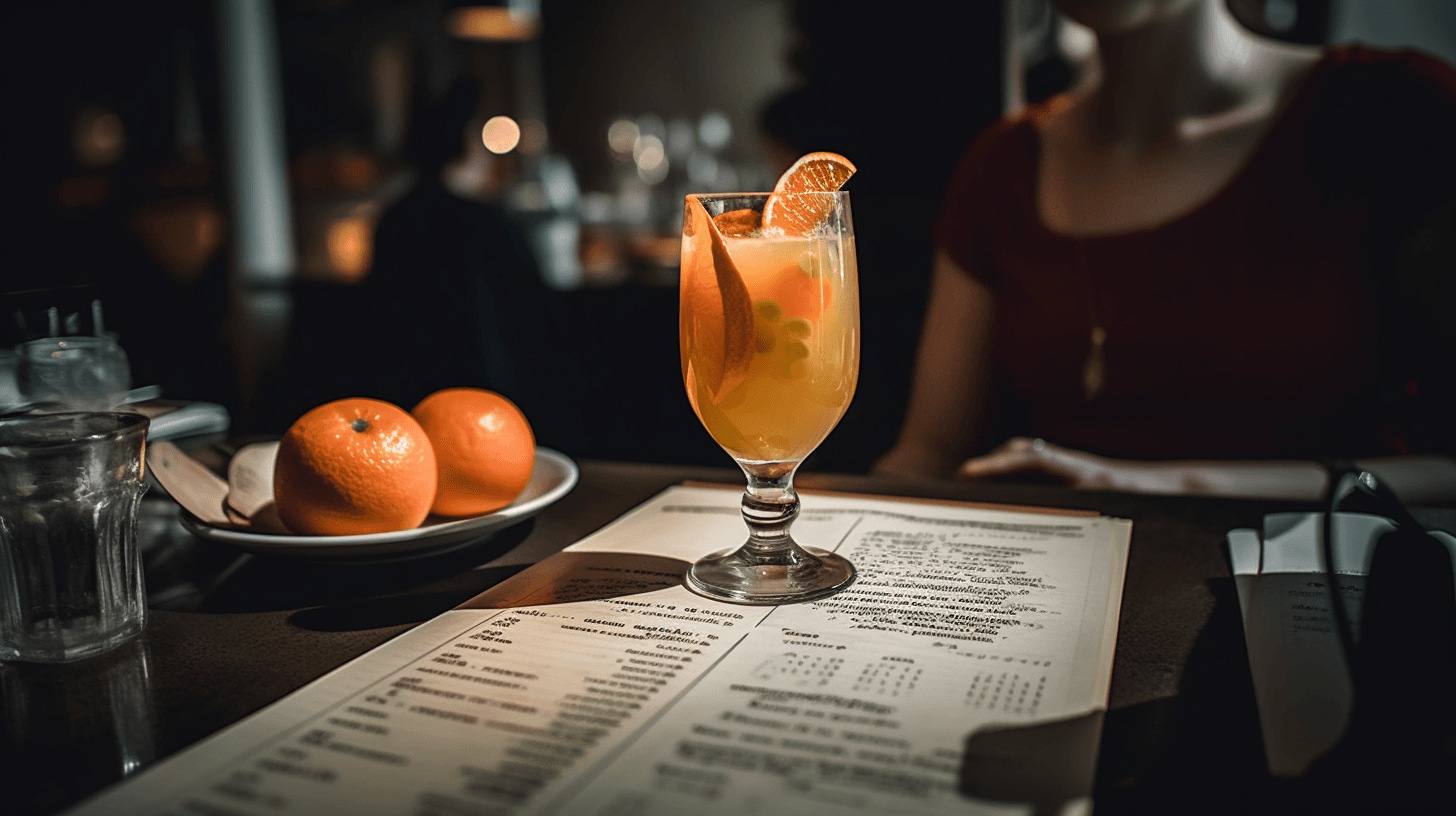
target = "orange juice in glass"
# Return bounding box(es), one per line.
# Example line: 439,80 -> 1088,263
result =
679,187 -> 858,604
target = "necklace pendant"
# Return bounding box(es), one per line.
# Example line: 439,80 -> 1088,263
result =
1082,326 -> 1107,401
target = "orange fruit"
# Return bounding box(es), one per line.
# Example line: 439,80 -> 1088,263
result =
412,388 -> 535,517
273,398 -> 437,536
760,151 -> 856,235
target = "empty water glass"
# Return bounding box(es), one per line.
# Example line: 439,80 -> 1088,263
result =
0,412 -> 150,663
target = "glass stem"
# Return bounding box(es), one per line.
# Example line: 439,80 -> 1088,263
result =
740,470 -> 804,564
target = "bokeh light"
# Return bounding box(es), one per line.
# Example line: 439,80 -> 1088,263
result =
326,217 -> 372,282
607,119 -> 638,158
446,7 -> 539,41
697,111 -> 732,152
481,115 -> 521,154
632,134 -> 664,168
636,135 -> 668,185
73,107 -> 127,168
635,113 -> 666,143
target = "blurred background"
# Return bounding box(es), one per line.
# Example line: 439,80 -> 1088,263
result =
4,0 -> 1453,471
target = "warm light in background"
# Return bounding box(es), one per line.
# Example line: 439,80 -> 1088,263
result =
334,151 -> 380,191
482,115 -> 521,154
73,107 -> 127,168
326,217 -> 373,282
447,7 -> 540,41
133,199 -> 226,284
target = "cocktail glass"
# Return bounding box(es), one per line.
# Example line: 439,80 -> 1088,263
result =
679,190 -> 858,604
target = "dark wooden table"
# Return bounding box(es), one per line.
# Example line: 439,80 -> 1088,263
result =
5,460 -> 1447,815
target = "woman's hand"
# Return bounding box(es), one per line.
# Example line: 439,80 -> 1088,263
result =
934,434 -> 1456,501
954,437 -> 1162,491
952,437 -> 1397,501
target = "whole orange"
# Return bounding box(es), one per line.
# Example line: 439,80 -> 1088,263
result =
273,398 -> 438,536
412,388 -> 535,517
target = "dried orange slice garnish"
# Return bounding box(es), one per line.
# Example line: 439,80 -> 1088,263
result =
761,151 -> 856,235
681,196 -> 756,400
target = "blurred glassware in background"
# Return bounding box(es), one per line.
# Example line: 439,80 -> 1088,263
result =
15,336 -> 132,414
584,108 -> 764,287
513,153 -> 585,290
3,297 -> 129,415
1,294 -> 231,440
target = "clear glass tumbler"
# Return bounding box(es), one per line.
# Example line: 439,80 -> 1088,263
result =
0,412 -> 150,663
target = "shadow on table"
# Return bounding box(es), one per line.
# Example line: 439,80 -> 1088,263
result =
150,519 -> 538,630
461,551 -> 692,608
959,576 -> 1268,815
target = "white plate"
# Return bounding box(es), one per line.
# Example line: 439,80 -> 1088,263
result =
180,448 -> 579,562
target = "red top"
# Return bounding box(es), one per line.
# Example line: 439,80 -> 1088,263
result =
936,45 -> 1456,460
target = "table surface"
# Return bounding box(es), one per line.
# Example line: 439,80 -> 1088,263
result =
4,458 -> 1450,816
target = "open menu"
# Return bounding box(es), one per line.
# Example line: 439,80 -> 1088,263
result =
67,485 -> 1131,816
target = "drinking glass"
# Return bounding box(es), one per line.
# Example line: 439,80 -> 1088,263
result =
0,412 -> 150,662
679,191 -> 858,604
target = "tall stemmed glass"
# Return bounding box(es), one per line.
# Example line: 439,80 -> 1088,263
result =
679,189 -> 858,604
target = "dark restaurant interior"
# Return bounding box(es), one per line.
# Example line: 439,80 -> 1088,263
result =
6,0 -> 1009,473
3,1 -> 1456,815
6,0 -> 1454,471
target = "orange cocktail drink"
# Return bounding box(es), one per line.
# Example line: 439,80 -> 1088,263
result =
677,153 -> 859,605
681,216 -> 859,467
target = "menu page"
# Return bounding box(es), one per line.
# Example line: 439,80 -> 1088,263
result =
67,486 -> 1130,816
1228,512 -> 1456,778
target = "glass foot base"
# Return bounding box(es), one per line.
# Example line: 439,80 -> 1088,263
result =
0,618 -> 143,664
686,546 -> 855,605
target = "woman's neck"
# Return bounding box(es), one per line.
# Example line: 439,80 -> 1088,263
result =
1078,0 -> 1309,150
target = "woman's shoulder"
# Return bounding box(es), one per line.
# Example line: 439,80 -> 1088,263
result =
1307,43 -> 1456,114
944,97 -> 1067,193
1319,43 -> 1456,86
963,96 -> 1068,158
1296,44 -> 1456,205
936,99 -> 1069,278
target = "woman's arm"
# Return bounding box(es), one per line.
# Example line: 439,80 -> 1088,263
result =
956,436 -> 1456,502
872,252 -> 997,480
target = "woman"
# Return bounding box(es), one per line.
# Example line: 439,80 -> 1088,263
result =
874,0 -> 1456,500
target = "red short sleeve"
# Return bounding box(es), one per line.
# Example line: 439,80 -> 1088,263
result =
933,112 -> 1042,288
